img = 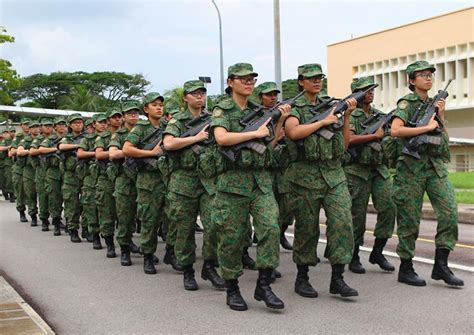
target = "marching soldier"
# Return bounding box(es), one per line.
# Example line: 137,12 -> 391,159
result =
0,129 -> 14,201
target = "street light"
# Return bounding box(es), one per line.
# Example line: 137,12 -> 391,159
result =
199,76 -> 212,110
211,0 -> 224,94
274,0 -> 282,100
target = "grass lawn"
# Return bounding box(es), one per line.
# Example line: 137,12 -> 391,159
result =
448,172 -> 474,189
424,191 -> 474,204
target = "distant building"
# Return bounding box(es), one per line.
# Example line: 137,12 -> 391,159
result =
327,7 -> 474,171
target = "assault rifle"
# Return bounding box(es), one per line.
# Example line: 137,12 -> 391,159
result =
402,79 -> 452,159
179,111 -> 213,155
348,109 -> 396,157
39,136 -> 63,162
123,127 -> 163,174
304,84 -> 379,140
220,90 -> 306,162
60,133 -> 84,159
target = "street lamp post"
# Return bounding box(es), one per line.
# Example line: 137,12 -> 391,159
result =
273,0 -> 282,100
212,0 -> 225,94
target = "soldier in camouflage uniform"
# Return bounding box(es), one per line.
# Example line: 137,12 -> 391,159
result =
29,118 -> 54,231
344,77 -> 396,274
163,80 -> 225,291
123,92 -> 167,275
10,118 -> 30,222
284,63 -> 359,298
108,101 -> 140,266
77,114 -> 107,250
58,113 -> 85,243
85,119 -> 95,134
0,129 -> 13,200
0,131 -> 5,200
95,109 -> 122,258
17,120 -> 41,226
391,60 -> 463,287
38,117 -> 68,236
211,63 -> 290,311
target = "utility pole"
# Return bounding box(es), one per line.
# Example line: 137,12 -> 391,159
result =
273,0 -> 282,100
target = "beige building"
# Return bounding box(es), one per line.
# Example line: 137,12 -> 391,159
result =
327,7 -> 474,171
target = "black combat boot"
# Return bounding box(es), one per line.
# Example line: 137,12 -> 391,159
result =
201,260 -> 225,290
163,244 -> 183,272
398,258 -> 426,286
143,254 -> 157,274
85,230 -> 93,243
254,269 -> 285,309
225,279 -> 247,311
3,192 -> 9,201
92,234 -> 103,250
136,219 -> 141,234
330,264 -> 359,297
81,228 -> 88,239
294,264 -> 318,298
369,238 -> 395,271
104,235 -> 117,258
183,265 -> 198,291
52,217 -> 61,236
431,248 -> 464,286
349,246 -> 366,274
70,229 -> 81,243
129,239 -> 140,254
252,232 -> 258,244
9,193 -> 16,202
271,268 -> 282,283
19,211 -> 28,223
41,218 -> 50,231
120,246 -> 132,266
280,224 -> 293,250
324,244 -> 330,259
242,249 -> 257,270
30,214 -> 38,227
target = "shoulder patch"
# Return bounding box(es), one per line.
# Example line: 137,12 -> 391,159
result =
397,101 -> 409,110
212,108 -> 224,118
216,97 -> 235,110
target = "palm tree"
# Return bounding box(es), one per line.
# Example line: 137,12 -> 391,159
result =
163,86 -> 185,114
58,85 -> 106,112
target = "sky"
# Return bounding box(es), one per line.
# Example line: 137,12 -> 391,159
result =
0,0 -> 472,96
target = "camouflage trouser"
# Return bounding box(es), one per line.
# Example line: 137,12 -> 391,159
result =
82,182 -> 99,235
3,165 -> 13,194
114,174 -> 137,248
0,166 -> 4,193
163,195 -> 177,247
96,173 -> 116,237
23,166 -> 38,217
394,161 -> 458,260
243,215 -> 253,248
276,192 -> 294,229
346,172 -> 396,246
62,180 -> 82,230
35,169 -> 49,220
12,167 -> 26,211
168,191 -> 218,267
290,180 -> 354,266
45,167 -> 63,219
137,184 -> 165,255
214,189 -> 280,280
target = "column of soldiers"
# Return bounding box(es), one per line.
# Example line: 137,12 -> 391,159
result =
0,60 -> 465,312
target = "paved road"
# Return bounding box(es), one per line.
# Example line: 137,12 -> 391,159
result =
0,199 -> 473,334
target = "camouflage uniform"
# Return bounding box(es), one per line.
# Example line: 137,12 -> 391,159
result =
11,130 -> 27,213
393,92 -> 457,260
19,132 -> 38,218
31,132 -> 49,222
164,108 -> 219,267
0,132 -> 13,196
211,96 -> 280,280
125,119 -> 166,256
94,129 -> 117,237
109,127 -> 137,248
60,125 -> 84,232
78,131 -> 99,236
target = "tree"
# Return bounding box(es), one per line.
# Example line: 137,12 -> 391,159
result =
13,71 -> 150,109
281,78 -> 328,100
0,27 -> 21,106
163,86 -> 185,113
58,85 -> 107,112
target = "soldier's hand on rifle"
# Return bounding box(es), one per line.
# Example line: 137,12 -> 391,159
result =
345,97 -> 358,115
323,107 -> 339,126
435,98 -> 446,120
427,114 -> 439,131
255,117 -> 272,138
151,141 -> 163,156
375,126 -> 384,139
195,124 -> 209,143
277,104 -> 292,121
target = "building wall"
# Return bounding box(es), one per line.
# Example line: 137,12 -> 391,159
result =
327,7 -> 474,140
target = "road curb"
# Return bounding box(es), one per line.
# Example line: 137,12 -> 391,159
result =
368,203 -> 474,224
0,276 -> 54,334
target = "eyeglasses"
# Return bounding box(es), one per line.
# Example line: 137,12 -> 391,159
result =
304,75 -> 326,83
234,77 -> 257,85
189,90 -> 207,98
416,73 -> 434,79
124,110 -> 140,115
